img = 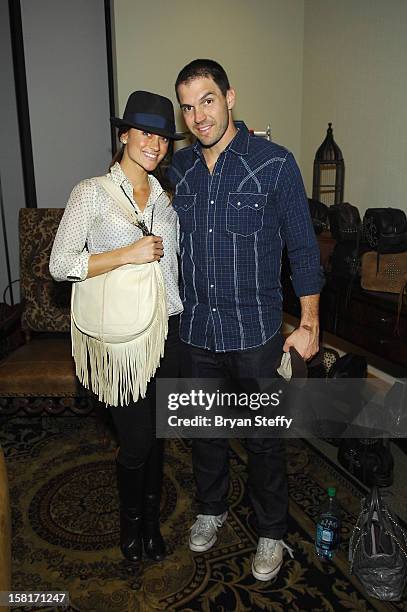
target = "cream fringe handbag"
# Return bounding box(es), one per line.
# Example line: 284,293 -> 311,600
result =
71,176 -> 168,407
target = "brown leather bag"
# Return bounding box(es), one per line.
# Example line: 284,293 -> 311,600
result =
361,251 -> 407,294
361,251 -> 407,335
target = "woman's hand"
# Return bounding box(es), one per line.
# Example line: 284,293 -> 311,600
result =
87,236 -> 164,278
126,236 -> 164,264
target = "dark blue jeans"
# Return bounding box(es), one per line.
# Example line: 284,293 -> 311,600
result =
183,333 -> 288,539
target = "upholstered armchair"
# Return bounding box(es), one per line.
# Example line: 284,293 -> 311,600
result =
0,208 -> 92,416
0,445 -> 11,610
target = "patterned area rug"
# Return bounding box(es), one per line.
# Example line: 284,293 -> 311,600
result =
1,416 -> 406,612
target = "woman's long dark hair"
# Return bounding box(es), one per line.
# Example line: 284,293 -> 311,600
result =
109,126 -> 175,199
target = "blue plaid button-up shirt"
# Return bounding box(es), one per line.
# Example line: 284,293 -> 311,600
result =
169,122 -> 324,352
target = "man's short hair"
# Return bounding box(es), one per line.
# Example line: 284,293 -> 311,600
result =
175,59 -> 230,101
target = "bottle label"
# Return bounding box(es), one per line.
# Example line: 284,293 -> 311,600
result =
316,519 -> 339,557
320,527 -> 333,543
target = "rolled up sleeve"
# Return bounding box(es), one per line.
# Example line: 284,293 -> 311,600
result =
49,179 -> 96,282
277,153 -> 325,297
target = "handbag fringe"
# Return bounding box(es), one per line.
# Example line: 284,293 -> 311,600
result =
71,300 -> 168,407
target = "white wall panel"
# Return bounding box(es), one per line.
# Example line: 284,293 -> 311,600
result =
302,0 -> 407,214
0,0 -> 24,300
21,0 -> 111,208
113,0 -> 305,159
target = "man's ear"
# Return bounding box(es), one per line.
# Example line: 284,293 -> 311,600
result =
226,88 -> 236,111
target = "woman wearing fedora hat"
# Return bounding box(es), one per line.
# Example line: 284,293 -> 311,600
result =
50,91 -> 184,564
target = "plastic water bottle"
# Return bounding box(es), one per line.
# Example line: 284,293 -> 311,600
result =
315,487 -> 341,560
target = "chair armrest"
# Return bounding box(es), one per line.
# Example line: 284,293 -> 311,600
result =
0,447 -> 11,596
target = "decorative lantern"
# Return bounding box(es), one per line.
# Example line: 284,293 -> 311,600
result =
312,123 -> 344,205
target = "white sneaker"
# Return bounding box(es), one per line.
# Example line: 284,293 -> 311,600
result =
189,512 -> 228,552
252,538 -> 294,581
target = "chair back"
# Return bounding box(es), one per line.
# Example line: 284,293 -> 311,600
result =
19,208 -> 71,334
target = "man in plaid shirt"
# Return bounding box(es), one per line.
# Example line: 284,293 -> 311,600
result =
169,59 -> 324,581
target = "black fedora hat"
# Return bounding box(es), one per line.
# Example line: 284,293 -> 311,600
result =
111,90 -> 184,140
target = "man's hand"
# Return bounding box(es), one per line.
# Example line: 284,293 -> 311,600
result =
283,325 -> 319,360
283,294 -> 320,360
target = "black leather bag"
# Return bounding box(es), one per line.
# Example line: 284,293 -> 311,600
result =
307,347 -> 340,378
330,242 -> 361,279
307,353 -> 367,438
328,353 -> 367,379
338,438 -> 394,487
328,202 -> 361,242
308,198 -> 329,235
330,240 -> 370,305
349,486 -> 407,601
363,207 -> 407,253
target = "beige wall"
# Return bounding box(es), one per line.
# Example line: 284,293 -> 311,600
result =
302,0 -> 407,214
113,0 -> 305,158
113,1 -> 407,216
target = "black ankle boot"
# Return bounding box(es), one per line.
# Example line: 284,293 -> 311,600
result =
116,461 -> 145,563
142,440 -> 166,561
142,493 -> 166,561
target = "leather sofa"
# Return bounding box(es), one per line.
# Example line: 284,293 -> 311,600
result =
0,209 -> 92,416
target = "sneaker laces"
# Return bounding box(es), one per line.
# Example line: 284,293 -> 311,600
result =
256,538 -> 294,561
190,514 -> 224,538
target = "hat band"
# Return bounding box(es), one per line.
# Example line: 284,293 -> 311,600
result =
127,112 -> 173,131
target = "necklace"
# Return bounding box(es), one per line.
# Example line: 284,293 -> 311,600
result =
120,185 -> 155,236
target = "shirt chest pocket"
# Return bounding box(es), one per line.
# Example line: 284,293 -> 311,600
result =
174,194 -> 196,235
226,192 -> 267,237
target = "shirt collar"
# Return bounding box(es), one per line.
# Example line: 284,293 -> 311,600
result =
193,120 -> 250,158
147,172 -> 165,202
109,161 -> 165,207
109,161 -> 128,187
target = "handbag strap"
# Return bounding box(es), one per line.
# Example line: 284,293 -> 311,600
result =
344,224 -> 362,308
395,276 -> 407,336
366,486 -> 384,529
96,175 -> 144,228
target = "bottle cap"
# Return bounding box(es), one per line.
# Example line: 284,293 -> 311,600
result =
328,487 -> 336,497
